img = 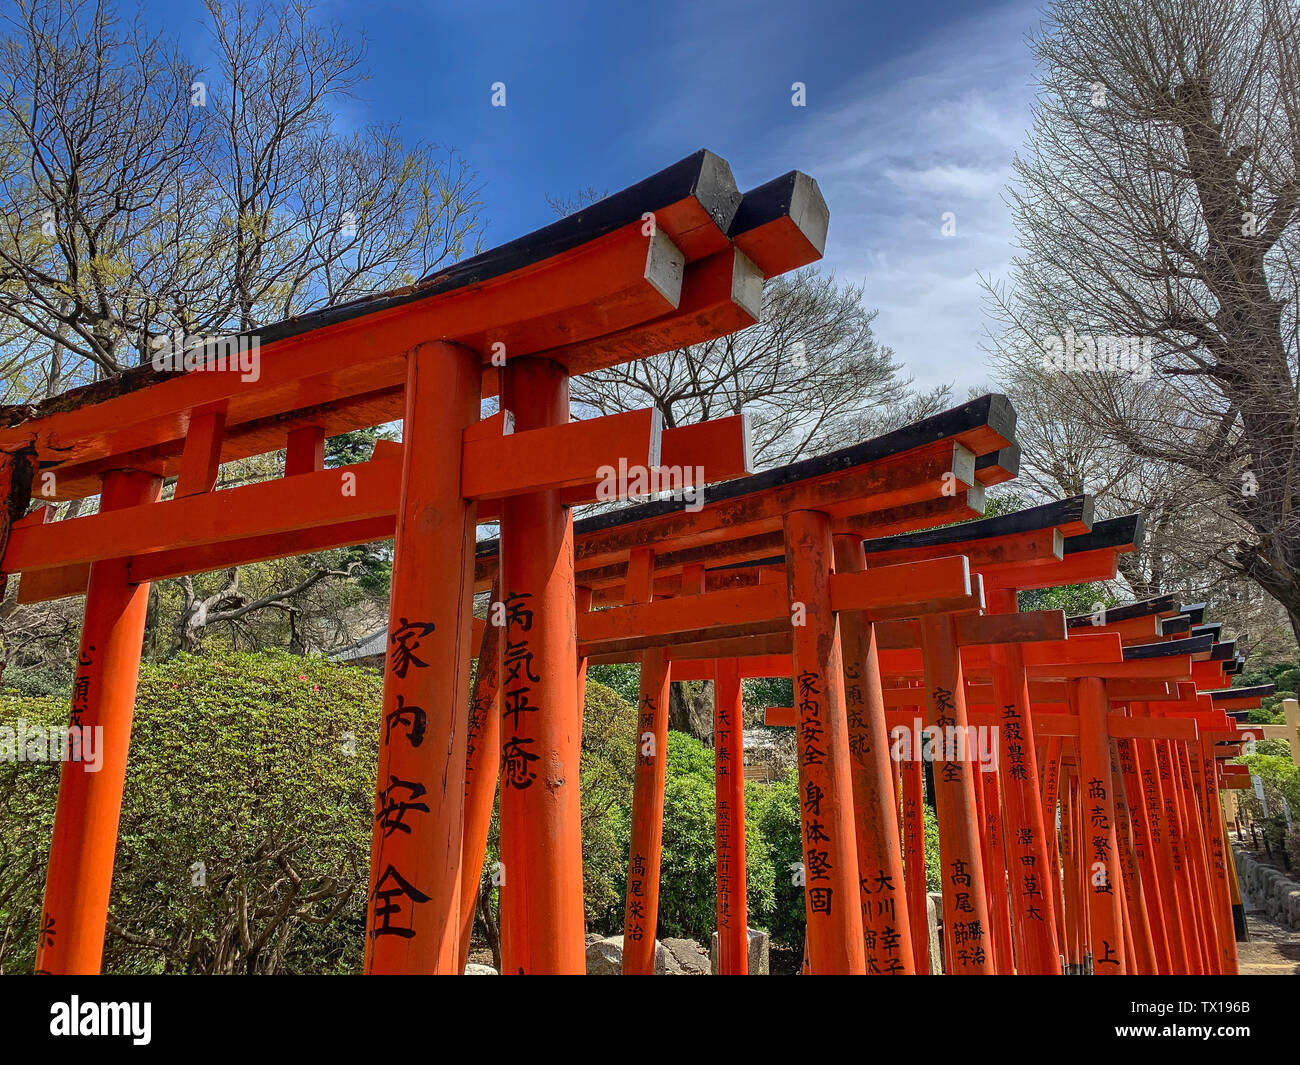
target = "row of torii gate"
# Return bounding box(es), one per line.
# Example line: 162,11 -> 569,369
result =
0,150 -> 1263,975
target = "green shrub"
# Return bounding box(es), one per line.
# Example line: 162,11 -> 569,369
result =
3,666 -> 75,699
1271,667 -> 1300,694
1,650 -> 382,974
6,649 -> 933,967
586,663 -> 640,709
579,679 -> 638,927
747,766 -> 805,945
1238,751 -> 1300,866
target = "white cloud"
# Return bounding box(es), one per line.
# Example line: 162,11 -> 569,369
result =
756,1 -> 1040,395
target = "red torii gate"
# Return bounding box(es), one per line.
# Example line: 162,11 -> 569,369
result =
0,138 -> 1265,977
575,491 -> 1094,972
708,499 -> 1137,972
470,393 -> 1018,973
1,150 -> 830,975
690,505 -> 1262,975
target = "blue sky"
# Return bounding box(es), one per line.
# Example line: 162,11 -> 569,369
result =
159,0 -> 1044,395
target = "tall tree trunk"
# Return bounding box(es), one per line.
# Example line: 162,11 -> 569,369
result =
669,680 -> 713,740
476,886 -> 502,973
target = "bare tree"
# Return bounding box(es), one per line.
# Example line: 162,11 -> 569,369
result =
0,0 -> 482,391
985,0 -> 1300,648
0,0 -> 481,664
573,268 -> 950,469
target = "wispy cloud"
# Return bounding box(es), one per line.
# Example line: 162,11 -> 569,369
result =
762,1 -> 1040,394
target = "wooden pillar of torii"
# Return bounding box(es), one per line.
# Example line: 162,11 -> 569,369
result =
984,591 -> 1061,974
621,547 -> 672,973
1071,675 -> 1126,974
714,656 -> 749,973
4,148 -> 836,976
364,341 -> 482,973
918,608 -> 994,974
832,535 -> 913,974
853,495 -> 1127,973
36,469 -> 162,975
493,357 -> 586,974
785,509 -> 865,973
1020,647 -> 1244,976
899,685 -> 929,973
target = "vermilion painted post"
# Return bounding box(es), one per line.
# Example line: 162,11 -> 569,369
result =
970,764 -> 993,970
991,696 -> 1057,972
918,612 -> 994,974
622,547 -> 671,974
979,768 -> 1015,971
1130,715 -> 1190,973
1194,740 -> 1238,974
832,534 -> 913,974
1040,736 -> 1066,947
901,708 -> 929,974
1073,764 -> 1091,968
1175,742 -> 1221,972
576,585 -> 593,736
497,356 -> 585,975
1059,763 -> 1083,972
622,644 -> 671,973
36,469 -> 162,975
1109,744 -> 1157,974
1114,736 -> 1171,973
458,585 -> 503,971
1073,676 -> 1125,973
714,657 -> 749,974
1167,742 -> 1211,972
1121,887 -> 1137,971
365,341 -> 480,975
783,509 -> 865,974
1150,735 -> 1198,973
985,587 -> 1060,974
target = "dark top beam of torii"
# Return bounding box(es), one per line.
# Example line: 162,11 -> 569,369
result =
0,150 -> 835,599
0,150 -> 826,503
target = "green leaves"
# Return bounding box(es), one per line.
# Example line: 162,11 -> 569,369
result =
0,650 -> 381,974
